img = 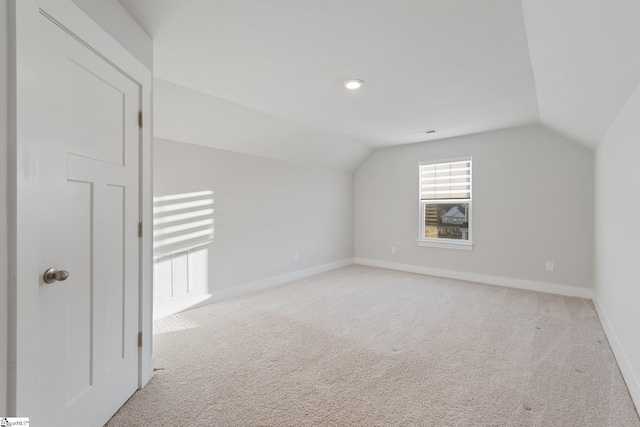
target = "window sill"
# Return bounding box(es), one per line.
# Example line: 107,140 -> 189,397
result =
417,239 -> 474,251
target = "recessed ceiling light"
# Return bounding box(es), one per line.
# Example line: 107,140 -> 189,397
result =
344,79 -> 364,90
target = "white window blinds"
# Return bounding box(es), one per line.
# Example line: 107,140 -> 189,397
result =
420,159 -> 471,200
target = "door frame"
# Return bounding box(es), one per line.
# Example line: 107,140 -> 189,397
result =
8,0 -> 153,418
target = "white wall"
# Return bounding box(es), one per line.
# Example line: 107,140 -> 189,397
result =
1,0 -> 9,414
71,0 -> 152,69
594,81 -> 640,407
154,138 -> 354,310
355,124 -> 594,293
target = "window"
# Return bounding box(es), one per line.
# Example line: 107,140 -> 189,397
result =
418,157 -> 472,250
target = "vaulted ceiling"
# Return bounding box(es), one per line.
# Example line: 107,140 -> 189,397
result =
119,0 -> 640,170
522,0 -> 640,149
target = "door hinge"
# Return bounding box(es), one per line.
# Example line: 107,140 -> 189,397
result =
138,111 -> 143,128
138,222 -> 143,237
138,332 -> 143,348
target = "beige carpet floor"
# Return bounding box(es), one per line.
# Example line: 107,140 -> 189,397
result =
107,265 -> 640,426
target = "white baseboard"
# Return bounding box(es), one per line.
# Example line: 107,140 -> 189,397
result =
154,258 -> 354,319
592,291 -> 640,410
354,258 -> 594,299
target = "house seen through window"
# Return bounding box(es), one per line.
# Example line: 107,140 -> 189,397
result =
419,157 -> 472,248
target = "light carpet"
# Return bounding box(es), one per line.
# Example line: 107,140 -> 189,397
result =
107,265 -> 640,426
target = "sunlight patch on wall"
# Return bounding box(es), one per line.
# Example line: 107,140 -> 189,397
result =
153,191 -> 214,313
153,190 -> 214,254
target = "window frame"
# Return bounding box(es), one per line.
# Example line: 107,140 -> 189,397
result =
417,156 -> 473,251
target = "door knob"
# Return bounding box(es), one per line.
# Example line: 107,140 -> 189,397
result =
43,268 -> 70,284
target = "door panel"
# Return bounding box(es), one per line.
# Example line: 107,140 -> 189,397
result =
102,184 -> 125,373
65,34 -> 135,166
65,181 -> 92,406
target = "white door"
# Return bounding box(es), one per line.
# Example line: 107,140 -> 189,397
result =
17,9 -> 141,427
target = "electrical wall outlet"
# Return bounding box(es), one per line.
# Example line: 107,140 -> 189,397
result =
294,252 -> 299,261
391,246 -> 397,254
545,261 -> 554,271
